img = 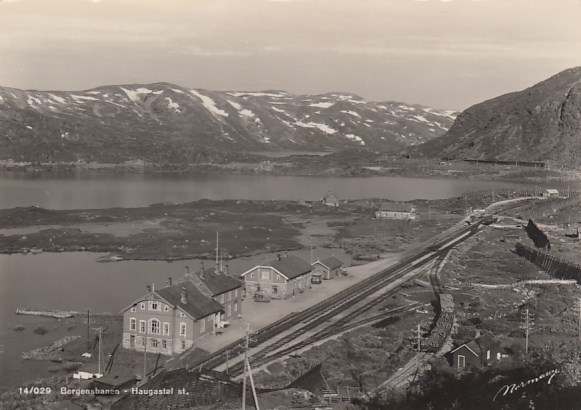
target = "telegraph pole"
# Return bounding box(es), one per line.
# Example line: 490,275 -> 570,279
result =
578,298 -> 581,341
521,309 -> 534,356
242,324 -> 249,410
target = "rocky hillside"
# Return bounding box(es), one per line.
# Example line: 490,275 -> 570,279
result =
418,67 -> 581,164
0,83 -> 456,163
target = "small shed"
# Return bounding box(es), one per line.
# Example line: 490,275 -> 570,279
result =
450,341 -> 481,370
543,189 -> 560,198
375,203 -> 417,220
312,256 -> 344,280
450,332 -> 502,370
321,191 -> 339,207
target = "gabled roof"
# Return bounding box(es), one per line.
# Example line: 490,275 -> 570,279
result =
313,256 -> 344,270
377,202 -> 416,212
475,332 -> 501,351
545,189 -> 559,194
155,282 -> 223,320
190,267 -> 243,296
267,255 -> 312,280
241,254 -> 312,280
450,340 -> 480,357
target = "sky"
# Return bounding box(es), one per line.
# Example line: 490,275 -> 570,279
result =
0,0 -> 580,110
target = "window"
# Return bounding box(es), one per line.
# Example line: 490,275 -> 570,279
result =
486,350 -> 491,360
139,320 -> 146,334
129,318 -> 136,331
227,304 -> 231,317
151,339 -> 159,348
162,340 -> 167,349
181,340 -> 186,350
234,302 -> 238,312
150,319 -> 160,334
458,355 -> 466,369
179,322 -> 187,336
139,337 -> 145,347
179,312 -> 185,318
272,286 -> 278,294
234,289 -> 238,297
200,318 -> 206,333
256,284 -> 261,292
261,270 -> 269,281
164,305 -> 169,312
130,307 -> 136,313
228,291 -> 232,301
140,303 -> 145,310
150,301 -> 159,311
163,322 -> 170,336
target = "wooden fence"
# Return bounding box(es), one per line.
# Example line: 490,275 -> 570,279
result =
514,243 -> 581,284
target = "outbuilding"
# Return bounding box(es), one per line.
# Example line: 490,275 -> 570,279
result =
375,203 -> 417,220
450,332 -> 502,370
311,256 -> 345,280
543,189 -> 560,198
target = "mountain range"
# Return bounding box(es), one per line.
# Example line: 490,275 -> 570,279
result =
0,83 -> 456,163
418,67 -> 581,164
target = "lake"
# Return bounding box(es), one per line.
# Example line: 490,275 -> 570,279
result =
0,172 -> 521,210
0,247 -> 351,391
0,171 -> 521,390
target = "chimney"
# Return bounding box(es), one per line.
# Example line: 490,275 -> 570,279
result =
225,264 -> 229,275
180,287 -> 188,304
167,277 -> 173,287
283,251 -> 288,259
200,262 -> 205,280
146,285 -> 151,293
185,265 -> 190,276
277,254 -> 282,261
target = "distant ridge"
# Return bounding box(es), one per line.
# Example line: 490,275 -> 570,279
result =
0,83 -> 456,163
417,67 -> 581,164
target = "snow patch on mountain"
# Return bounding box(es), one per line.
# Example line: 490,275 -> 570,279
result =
345,134 -> 365,145
27,96 -> 42,108
227,100 -> 242,110
227,92 -> 286,98
72,95 -> 99,103
309,102 -> 334,109
341,110 -> 361,118
190,90 -> 228,117
296,121 -> 337,135
165,97 -> 180,111
49,94 -> 66,104
121,87 -> 152,103
171,89 -> 185,94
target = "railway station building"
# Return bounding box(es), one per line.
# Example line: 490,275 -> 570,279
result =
120,281 -> 224,355
240,254 -> 313,299
311,256 -> 345,280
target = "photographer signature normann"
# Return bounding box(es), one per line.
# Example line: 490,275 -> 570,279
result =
493,369 -> 559,401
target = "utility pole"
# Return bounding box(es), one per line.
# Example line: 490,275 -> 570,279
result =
521,309 -> 534,356
97,328 -> 103,375
246,358 -> 260,410
310,244 -> 314,264
86,309 -> 91,350
143,332 -> 148,381
578,298 -> 581,341
216,231 -> 219,271
242,323 -> 249,410
416,323 -> 422,353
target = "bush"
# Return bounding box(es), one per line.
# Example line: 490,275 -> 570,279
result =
33,326 -> 48,335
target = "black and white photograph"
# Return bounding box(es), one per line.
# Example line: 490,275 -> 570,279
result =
0,0 -> 581,409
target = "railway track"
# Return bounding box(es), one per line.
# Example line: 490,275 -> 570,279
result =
226,228 -> 481,376
183,215 -> 492,375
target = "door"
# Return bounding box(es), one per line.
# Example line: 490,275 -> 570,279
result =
130,335 -> 135,348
